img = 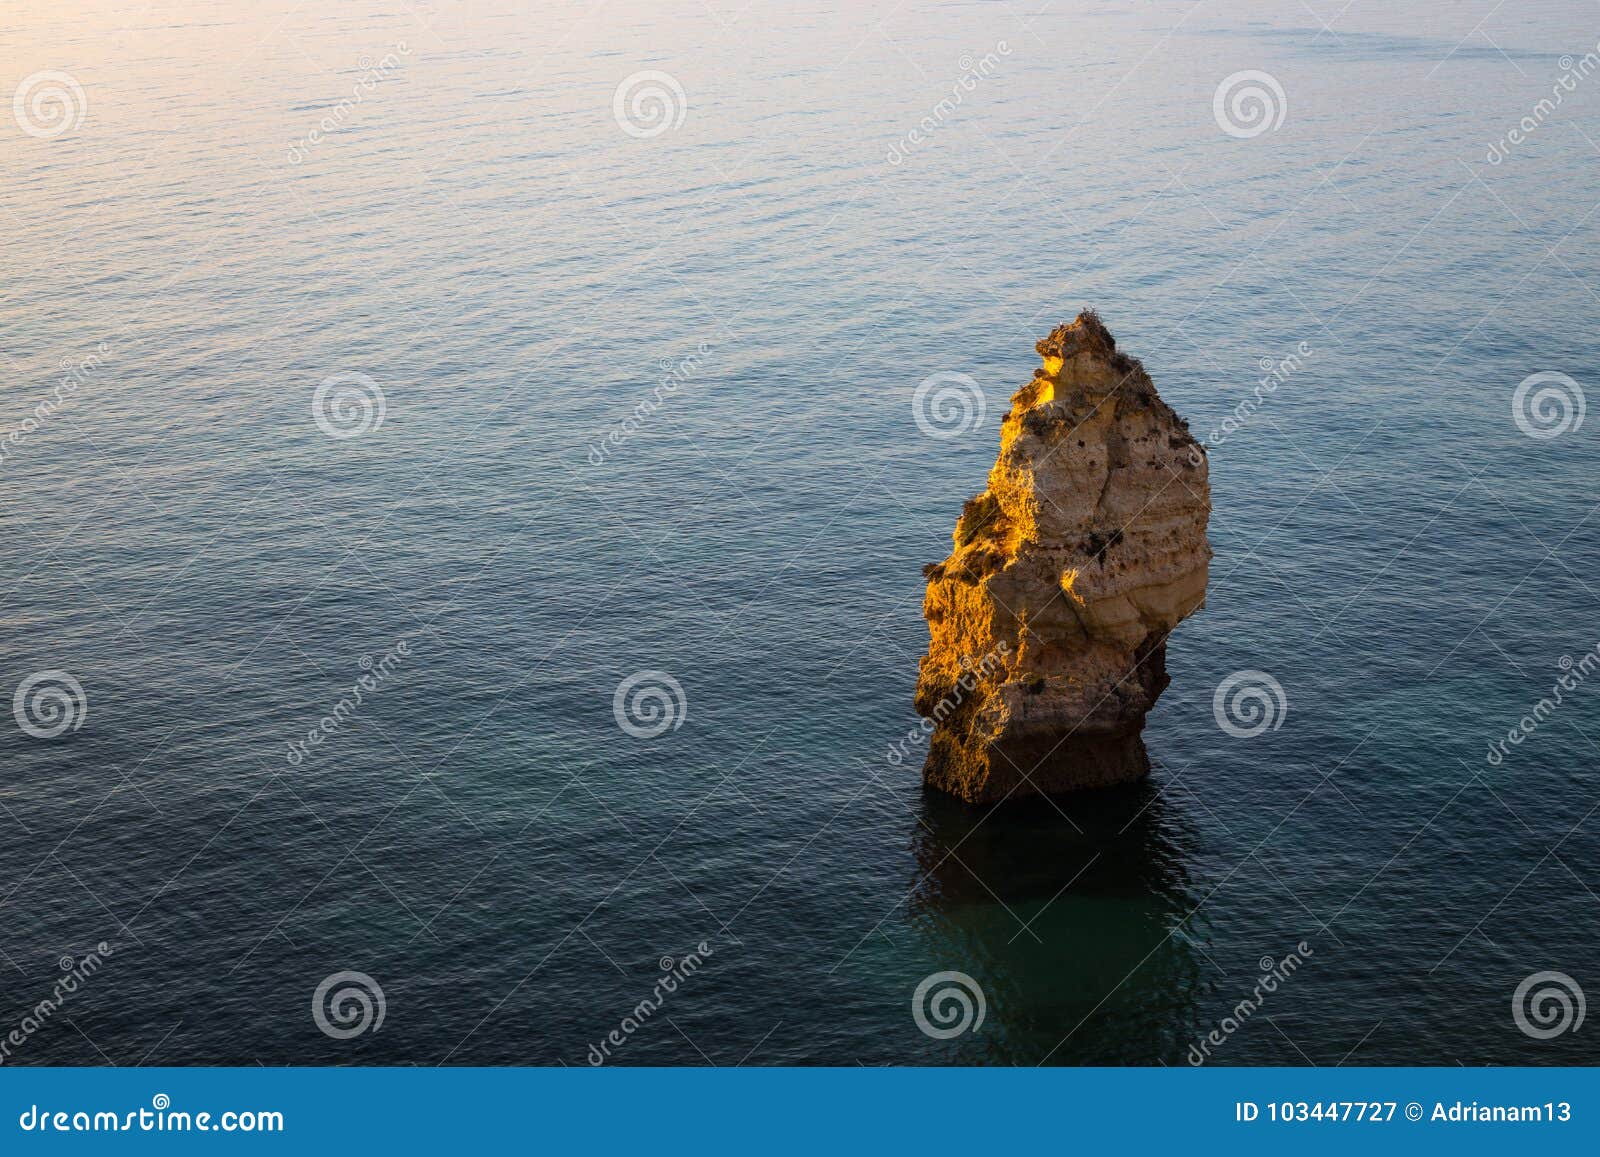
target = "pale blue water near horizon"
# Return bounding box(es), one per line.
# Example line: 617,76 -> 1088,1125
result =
2,0 -> 1598,1065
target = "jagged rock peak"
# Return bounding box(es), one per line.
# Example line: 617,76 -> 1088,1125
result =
914,311 -> 1212,803
1035,308 -> 1131,369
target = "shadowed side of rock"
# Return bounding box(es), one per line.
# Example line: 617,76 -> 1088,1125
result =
916,311 -> 1212,803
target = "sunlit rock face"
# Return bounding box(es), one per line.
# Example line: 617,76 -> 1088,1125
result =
916,312 -> 1212,803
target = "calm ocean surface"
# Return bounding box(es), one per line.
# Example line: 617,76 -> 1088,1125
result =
2,0 -> 1598,1065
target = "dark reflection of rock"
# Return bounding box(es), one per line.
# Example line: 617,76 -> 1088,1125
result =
909,778 -> 1198,908
906,778 -> 1209,1065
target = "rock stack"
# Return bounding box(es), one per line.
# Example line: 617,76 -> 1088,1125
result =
917,312 -> 1212,802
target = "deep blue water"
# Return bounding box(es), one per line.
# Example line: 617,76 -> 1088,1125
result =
2,1 -> 1598,1065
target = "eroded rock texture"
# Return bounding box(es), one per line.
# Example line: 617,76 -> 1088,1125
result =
916,312 -> 1211,802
